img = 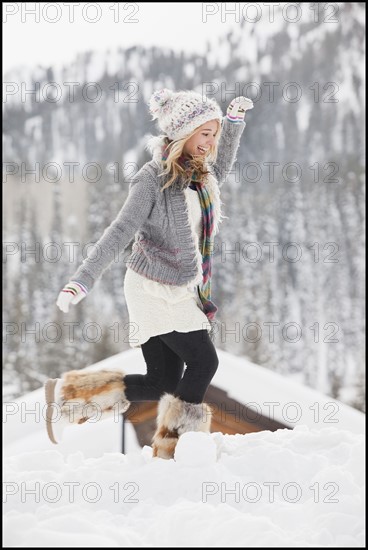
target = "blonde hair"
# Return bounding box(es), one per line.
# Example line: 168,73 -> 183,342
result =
159,122 -> 222,192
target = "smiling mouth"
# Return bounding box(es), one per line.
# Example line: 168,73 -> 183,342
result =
197,146 -> 209,154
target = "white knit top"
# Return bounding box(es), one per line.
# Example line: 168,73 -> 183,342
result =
124,186 -> 211,348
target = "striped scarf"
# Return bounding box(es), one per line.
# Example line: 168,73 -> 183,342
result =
161,142 -> 218,324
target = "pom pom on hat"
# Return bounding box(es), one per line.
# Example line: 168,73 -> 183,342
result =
147,88 -> 223,141
148,88 -> 174,120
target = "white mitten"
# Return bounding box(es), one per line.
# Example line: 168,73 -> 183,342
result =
56,281 -> 88,313
226,96 -> 254,123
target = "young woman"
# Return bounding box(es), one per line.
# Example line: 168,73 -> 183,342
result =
46,88 -> 253,459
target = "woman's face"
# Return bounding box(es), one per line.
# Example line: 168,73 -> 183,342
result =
183,119 -> 220,158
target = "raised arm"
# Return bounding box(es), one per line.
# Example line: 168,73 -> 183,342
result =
211,96 -> 253,187
68,169 -> 156,292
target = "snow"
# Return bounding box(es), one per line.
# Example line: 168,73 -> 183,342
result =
3,348 -> 365,546
175,432 -> 217,466
94,116 -> 105,142
4,349 -> 364,463
275,121 -> 285,149
259,54 -> 272,75
296,101 -> 311,133
3,425 -> 365,547
86,51 -> 106,83
24,116 -> 43,140
184,62 -> 195,80
122,146 -> 138,165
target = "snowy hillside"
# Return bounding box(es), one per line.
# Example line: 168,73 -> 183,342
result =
3,426 -> 364,547
3,349 -> 365,546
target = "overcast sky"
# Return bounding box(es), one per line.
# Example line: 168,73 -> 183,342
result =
3,2 -> 241,73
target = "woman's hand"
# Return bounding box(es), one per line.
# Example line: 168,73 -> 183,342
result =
56,281 -> 88,313
226,96 -> 254,123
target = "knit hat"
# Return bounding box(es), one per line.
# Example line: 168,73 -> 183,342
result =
148,88 -> 223,141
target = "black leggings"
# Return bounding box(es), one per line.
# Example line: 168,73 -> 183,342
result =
124,329 -> 219,404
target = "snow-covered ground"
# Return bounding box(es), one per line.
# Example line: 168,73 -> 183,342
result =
3,426 -> 365,547
3,348 -> 365,460
3,349 -> 365,546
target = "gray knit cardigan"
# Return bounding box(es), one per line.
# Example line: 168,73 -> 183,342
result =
70,117 -> 246,291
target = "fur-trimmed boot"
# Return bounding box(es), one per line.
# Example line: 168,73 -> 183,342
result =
152,393 -> 212,460
45,369 -> 130,444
